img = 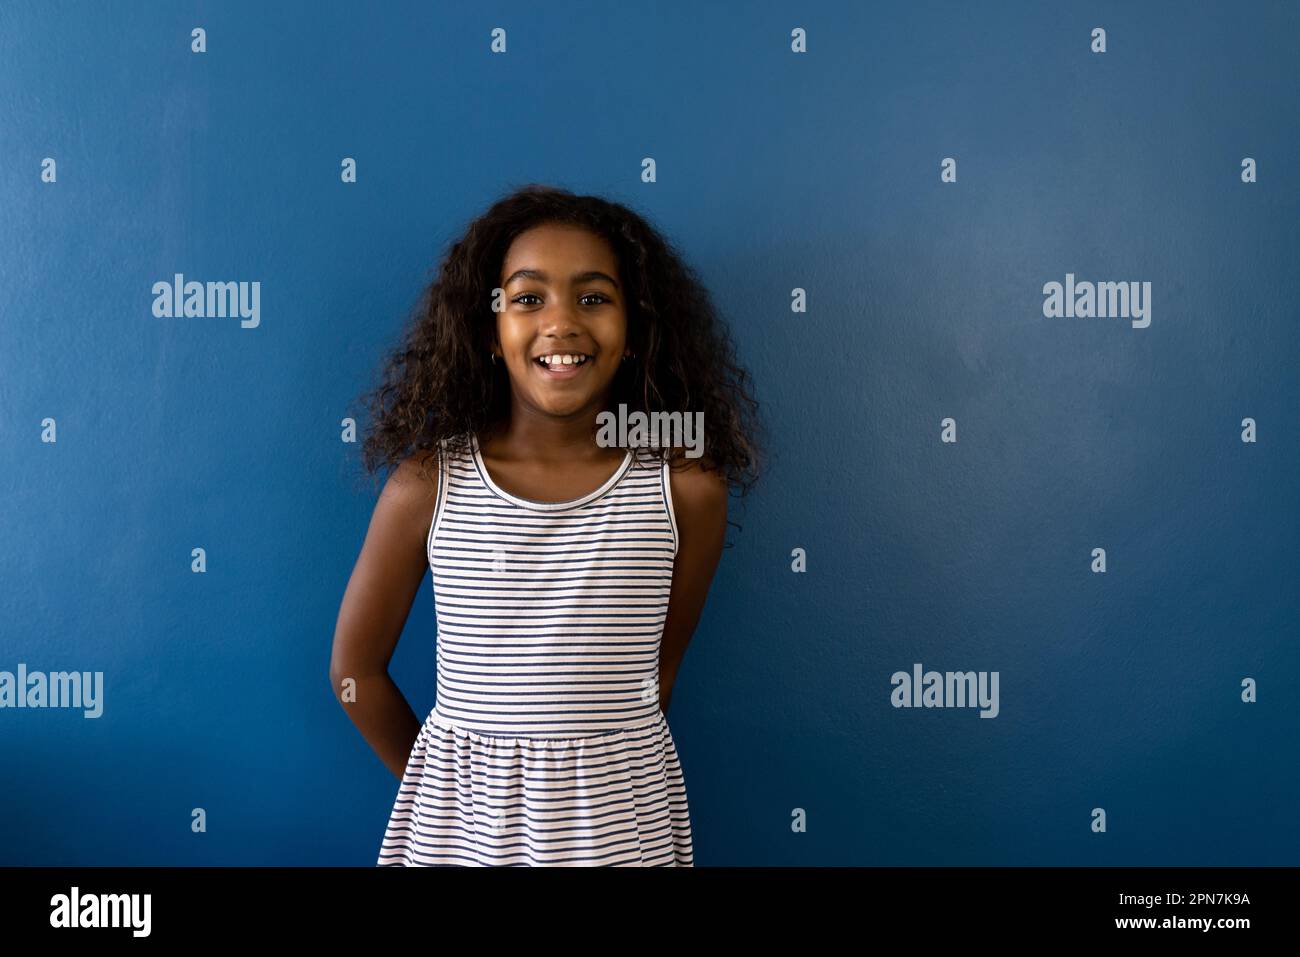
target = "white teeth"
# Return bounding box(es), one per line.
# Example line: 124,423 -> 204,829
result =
538,354 -> 588,366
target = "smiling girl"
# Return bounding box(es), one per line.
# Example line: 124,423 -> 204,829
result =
331,184 -> 762,866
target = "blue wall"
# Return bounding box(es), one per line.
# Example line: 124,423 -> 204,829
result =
2,0 -> 1296,865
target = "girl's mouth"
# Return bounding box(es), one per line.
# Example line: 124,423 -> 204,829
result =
532,353 -> 593,380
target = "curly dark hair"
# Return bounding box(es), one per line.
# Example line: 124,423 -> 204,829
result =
357,182 -> 764,501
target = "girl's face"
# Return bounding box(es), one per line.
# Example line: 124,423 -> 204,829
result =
494,222 -> 629,421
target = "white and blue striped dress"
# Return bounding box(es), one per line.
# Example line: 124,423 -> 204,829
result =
377,433 -> 694,866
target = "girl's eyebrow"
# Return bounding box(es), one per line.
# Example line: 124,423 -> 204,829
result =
502,268 -> 620,289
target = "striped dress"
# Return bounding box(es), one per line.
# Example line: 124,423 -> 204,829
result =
376,433 -> 694,866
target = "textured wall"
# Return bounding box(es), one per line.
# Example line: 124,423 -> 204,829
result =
2,0 -> 1297,865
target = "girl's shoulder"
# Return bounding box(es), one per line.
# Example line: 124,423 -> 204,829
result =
406,434 -> 474,473
388,448 -> 441,503
666,452 -> 729,517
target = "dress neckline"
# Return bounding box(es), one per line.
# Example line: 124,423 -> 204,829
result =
470,434 -> 633,512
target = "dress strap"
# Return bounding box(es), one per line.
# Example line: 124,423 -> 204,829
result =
425,437 -> 454,563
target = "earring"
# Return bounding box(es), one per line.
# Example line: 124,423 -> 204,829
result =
490,352 -> 498,364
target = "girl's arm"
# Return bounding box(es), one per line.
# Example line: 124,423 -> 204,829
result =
659,458 -> 729,714
329,455 -> 438,781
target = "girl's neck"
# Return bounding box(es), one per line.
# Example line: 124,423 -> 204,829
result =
481,407 -> 617,463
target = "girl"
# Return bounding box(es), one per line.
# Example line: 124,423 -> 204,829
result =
330,184 -> 762,866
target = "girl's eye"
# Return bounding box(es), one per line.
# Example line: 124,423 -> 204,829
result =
511,293 -> 611,306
